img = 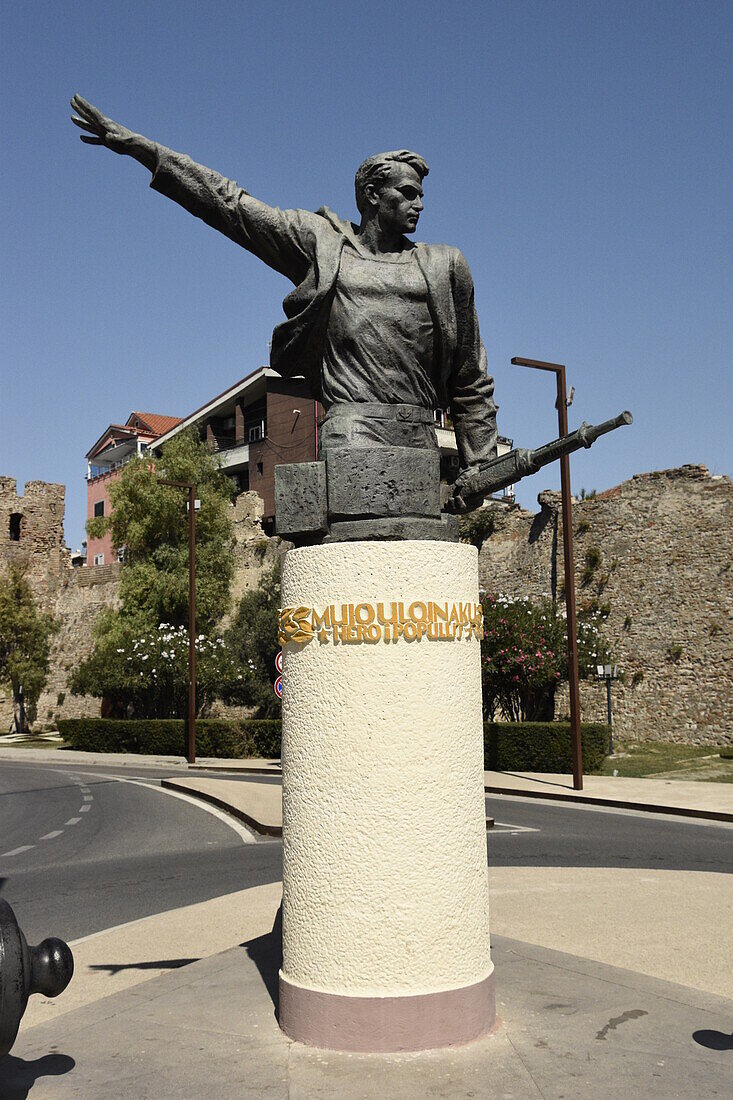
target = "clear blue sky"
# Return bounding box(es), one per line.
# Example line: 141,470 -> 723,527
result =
2,0 -> 731,549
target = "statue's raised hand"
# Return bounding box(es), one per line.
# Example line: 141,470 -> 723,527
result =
70,95 -> 157,171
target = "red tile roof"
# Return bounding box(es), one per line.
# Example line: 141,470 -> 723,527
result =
127,412 -> 184,437
87,413 -> 184,459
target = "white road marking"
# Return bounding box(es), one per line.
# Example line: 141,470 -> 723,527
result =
74,770 -> 258,845
0,770 -> 98,854
490,821 -> 540,835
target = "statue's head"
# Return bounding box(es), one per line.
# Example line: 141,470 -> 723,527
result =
354,150 -> 429,234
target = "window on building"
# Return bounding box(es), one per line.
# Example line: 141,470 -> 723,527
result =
9,513 -> 22,541
94,500 -> 105,518
256,461 -> 264,476
93,553 -> 105,566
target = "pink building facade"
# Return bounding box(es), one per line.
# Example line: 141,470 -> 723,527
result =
85,412 -> 182,565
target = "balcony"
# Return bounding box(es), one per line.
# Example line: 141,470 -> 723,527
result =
206,433 -> 250,471
435,426 -> 458,455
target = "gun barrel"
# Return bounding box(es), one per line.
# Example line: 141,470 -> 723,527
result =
580,410 -> 633,447
449,409 -> 632,513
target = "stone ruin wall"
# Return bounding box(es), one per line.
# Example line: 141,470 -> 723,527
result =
2,468 -> 730,743
36,564 -> 123,724
0,476 -> 68,606
0,476 -> 123,727
0,479 -> 280,727
477,465 -> 732,745
227,491 -> 285,617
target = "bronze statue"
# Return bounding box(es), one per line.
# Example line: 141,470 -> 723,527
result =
71,97 -> 631,543
70,96 -> 498,542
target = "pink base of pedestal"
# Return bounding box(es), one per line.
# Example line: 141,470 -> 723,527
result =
278,970 -> 496,1052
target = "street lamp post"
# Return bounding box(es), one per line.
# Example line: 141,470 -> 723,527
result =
596,663 -> 618,755
158,479 -> 198,765
511,357 -> 584,790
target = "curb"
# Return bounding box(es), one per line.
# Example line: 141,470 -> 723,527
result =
484,784 -> 733,823
161,778 -> 282,837
169,777 -> 495,834
188,764 -> 282,776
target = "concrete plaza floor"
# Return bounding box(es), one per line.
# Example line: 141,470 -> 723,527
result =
6,889 -> 731,1099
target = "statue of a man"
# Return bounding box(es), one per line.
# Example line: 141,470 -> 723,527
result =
71,96 -> 498,486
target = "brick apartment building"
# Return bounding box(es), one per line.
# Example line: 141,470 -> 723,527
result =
153,368 -> 320,527
85,411 -> 183,564
85,369 -> 512,557
153,366 -> 513,531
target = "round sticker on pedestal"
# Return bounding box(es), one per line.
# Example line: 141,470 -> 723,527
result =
274,675 -> 283,699
275,650 -> 283,674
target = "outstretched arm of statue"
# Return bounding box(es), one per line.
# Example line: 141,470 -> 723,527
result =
70,95 -> 316,283
71,95 -> 158,171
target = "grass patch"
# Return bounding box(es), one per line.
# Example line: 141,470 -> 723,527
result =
0,738 -> 68,750
601,740 -> 733,782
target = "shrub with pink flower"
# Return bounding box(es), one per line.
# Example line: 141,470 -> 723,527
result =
480,593 -> 610,721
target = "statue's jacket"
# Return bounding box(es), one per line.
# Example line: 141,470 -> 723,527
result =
151,150 -> 498,468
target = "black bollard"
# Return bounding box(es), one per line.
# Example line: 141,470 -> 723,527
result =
0,899 -> 74,1058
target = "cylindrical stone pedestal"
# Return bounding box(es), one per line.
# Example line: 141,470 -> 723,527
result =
279,541 -> 494,1052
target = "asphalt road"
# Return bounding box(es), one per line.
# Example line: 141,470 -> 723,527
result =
1,759 -> 730,946
485,793 -> 733,873
0,759 -> 281,944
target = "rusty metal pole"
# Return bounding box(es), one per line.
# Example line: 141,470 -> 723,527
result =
187,484 -> 196,765
511,358 -> 584,789
158,477 -> 197,764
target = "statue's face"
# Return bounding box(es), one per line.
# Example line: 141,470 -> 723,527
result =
372,164 -> 424,235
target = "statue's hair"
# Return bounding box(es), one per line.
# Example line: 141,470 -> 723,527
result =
354,150 -> 429,215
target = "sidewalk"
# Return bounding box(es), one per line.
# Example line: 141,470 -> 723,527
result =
161,768 -> 733,842
6,887 -> 731,1099
162,775 -> 283,835
185,759 -> 733,823
483,769 -> 733,821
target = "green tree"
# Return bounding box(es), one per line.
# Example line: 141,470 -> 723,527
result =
86,429 -> 235,629
224,561 -> 282,718
0,564 -> 58,730
73,430 -> 239,718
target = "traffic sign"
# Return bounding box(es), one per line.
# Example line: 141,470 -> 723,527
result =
275,650 -> 283,674
274,675 -> 283,699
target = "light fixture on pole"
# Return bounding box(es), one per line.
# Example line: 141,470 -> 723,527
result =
596,663 -> 619,755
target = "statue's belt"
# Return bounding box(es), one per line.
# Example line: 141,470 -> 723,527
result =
325,402 -> 435,424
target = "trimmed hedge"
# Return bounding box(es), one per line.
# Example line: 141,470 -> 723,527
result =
484,721 -> 608,774
57,718 -> 607,772
56,718 -> 281,759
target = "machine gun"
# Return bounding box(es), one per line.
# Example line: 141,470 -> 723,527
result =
445,411 -> 633,515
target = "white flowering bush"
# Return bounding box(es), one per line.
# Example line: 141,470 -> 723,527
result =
71,615 -> 246,718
